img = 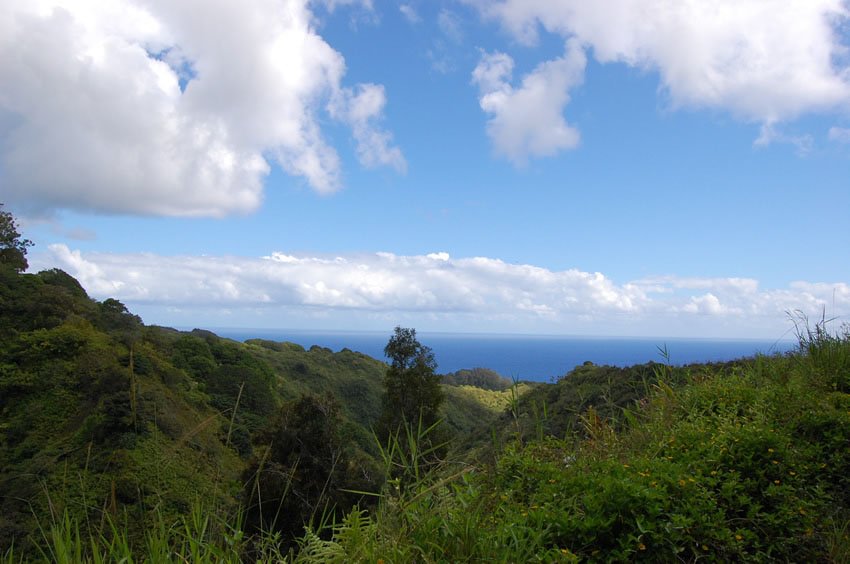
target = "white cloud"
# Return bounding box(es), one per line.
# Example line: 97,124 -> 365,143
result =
683,293 -> 736,316
438,9 -> 463,43
328,83 -> 407,172
469,0 -> 850,157
634,275 -> 850,322
636,276 -> 760,294
38,245 -> 649,313
828,126 -> 850,143
789,281 -> 850,308
399,4 -> 420,24
0,0 -> 402,217
472,39 -> 585,163
486,0 -> 850,119
754,123 -> 814,155
318,0 -> 373,12
426,252 -> 450,261
31,245 -> 850,336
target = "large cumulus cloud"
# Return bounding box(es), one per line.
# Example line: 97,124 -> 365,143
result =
0,0 -> 404,217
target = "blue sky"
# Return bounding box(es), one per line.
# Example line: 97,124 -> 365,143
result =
3,0 -> 849,338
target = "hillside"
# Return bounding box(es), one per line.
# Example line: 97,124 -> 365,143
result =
3,262 -> 850,561
0,265 -> 522,556
0,267 -> 259,548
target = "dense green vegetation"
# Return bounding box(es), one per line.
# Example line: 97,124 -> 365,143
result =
0,234 -> 514,559
0,205 -> 32,273
288,321 -> 850,562
2,209 -> 849,561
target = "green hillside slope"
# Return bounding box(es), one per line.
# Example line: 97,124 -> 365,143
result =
0,265 -> 522,558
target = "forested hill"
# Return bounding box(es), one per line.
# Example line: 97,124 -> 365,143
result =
1,265 -> 266,546
0,265 -> 520,553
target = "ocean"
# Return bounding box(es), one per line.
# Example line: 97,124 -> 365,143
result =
210,329 -> 796,383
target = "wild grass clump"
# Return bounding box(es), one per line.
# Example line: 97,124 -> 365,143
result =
3,501 -> 298,563
790,309 -> 850,392
293,414 -> 573,563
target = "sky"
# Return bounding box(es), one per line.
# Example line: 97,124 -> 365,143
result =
2,0 -> 849,339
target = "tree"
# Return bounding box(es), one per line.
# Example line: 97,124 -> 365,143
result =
0,204 -> 33,272
378,326 -> 444,442
241,393 -> 357,549
97,298 -> 143,429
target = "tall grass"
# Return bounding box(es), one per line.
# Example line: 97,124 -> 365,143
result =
790,309 -> 850,391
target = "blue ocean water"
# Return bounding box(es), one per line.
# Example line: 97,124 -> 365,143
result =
209,328 -> 796,383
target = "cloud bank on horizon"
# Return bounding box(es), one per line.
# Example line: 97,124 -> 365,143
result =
0,0 -> 403,217
34,245 -> 850,338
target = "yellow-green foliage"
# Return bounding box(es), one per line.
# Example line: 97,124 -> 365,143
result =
451,383 -> 532,412
441,383 -> 533,435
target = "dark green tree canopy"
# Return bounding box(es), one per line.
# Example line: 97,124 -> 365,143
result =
379,326 -> 444,436
241,393 -> 359,548
0,204 -> 33,272
384,326 -> 436,372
